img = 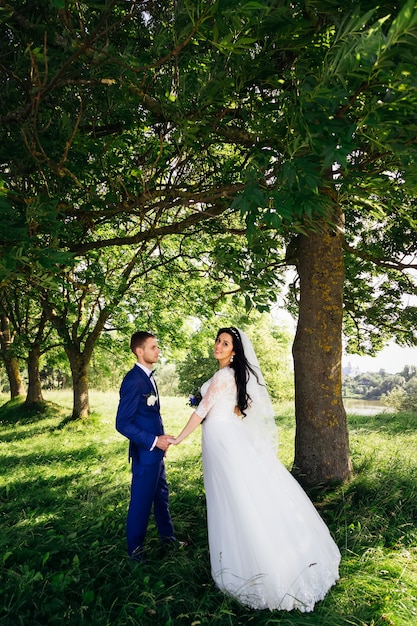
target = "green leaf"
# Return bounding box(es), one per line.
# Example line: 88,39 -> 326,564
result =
2,551 -> 12,564
82,590 -> 95,605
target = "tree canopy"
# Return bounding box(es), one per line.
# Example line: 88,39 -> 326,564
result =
1,0 -> 417,483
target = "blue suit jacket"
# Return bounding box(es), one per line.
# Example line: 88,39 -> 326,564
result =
116,364 -> 165,465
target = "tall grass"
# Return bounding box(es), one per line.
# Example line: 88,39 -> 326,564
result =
0,391 -> 416,625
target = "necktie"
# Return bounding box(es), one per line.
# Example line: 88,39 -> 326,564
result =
149,371 -> 158,396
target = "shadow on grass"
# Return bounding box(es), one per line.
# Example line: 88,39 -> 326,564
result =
0,397 -> 52,423
0,399 -> 109,444
1,399 -> 416,625
0,398 -> 74,443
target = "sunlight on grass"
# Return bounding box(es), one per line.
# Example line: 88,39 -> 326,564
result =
1,393 -> 416,625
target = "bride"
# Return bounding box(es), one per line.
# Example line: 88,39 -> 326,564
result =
168,327 -> 341,612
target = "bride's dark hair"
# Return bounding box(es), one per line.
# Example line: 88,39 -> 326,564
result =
216,326 -> 259,416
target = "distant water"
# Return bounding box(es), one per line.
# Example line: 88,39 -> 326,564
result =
343,398 -> 394,415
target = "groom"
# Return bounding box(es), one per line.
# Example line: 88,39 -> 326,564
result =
116,331 -> 176,561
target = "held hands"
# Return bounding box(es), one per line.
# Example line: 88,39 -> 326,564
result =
155,435 -> 181,457
156,435 -> 174,452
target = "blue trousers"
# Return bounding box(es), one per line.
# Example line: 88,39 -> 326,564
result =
126,458 -> 175,555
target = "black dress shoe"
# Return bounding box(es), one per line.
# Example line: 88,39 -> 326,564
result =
160,537 -> 188,552
160,536 -> 177,546
130,546 -> 147,563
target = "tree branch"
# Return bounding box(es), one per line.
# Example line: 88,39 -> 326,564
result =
343,241 -> 417,271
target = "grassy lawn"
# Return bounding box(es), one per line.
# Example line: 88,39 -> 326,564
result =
0,391 -> 416,625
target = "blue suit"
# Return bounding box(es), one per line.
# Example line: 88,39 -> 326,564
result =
116,364 -> 175,556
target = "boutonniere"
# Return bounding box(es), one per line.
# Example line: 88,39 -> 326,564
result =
144,393 -> 157,406
188,391 -> 202,407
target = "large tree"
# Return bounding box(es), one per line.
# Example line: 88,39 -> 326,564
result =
238,1 -> 417,484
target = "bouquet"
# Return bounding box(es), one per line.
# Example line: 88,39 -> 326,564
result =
188,391 -> 202,407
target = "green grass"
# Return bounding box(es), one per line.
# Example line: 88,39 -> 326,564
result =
0,391 -> 416,625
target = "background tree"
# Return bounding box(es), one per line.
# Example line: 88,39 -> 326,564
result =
382,377 -> 417,412
0,284 -> 62,403
0,312 -> 24,399
342,368 -> 409,400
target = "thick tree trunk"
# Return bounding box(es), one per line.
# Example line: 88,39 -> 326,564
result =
0,314 -> 25,399
66,348 -> 91,419
26,346 -> 44,404
292,216 -> 352,487
4,354 -> 25,399
41,301 -> 95,420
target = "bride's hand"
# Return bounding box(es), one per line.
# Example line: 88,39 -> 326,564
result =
167,437 -> 178,445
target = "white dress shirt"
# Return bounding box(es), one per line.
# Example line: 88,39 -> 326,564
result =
135,363 -> 159,450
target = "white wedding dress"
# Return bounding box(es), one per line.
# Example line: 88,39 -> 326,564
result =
195,366 -> 341,612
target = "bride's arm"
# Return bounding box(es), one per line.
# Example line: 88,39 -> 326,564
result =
169,411 -> 203,444
170,370 -> 232,445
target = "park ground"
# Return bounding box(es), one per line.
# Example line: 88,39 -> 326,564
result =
0,390 -> 416,625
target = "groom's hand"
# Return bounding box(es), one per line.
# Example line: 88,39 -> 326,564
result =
156,435 -> 173,452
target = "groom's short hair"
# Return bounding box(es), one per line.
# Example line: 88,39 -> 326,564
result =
130,331 -> 155,353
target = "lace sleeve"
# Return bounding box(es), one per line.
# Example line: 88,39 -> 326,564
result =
195,369 -> 235,420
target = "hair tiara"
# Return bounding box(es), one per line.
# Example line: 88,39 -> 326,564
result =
228,327 -> 241,342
